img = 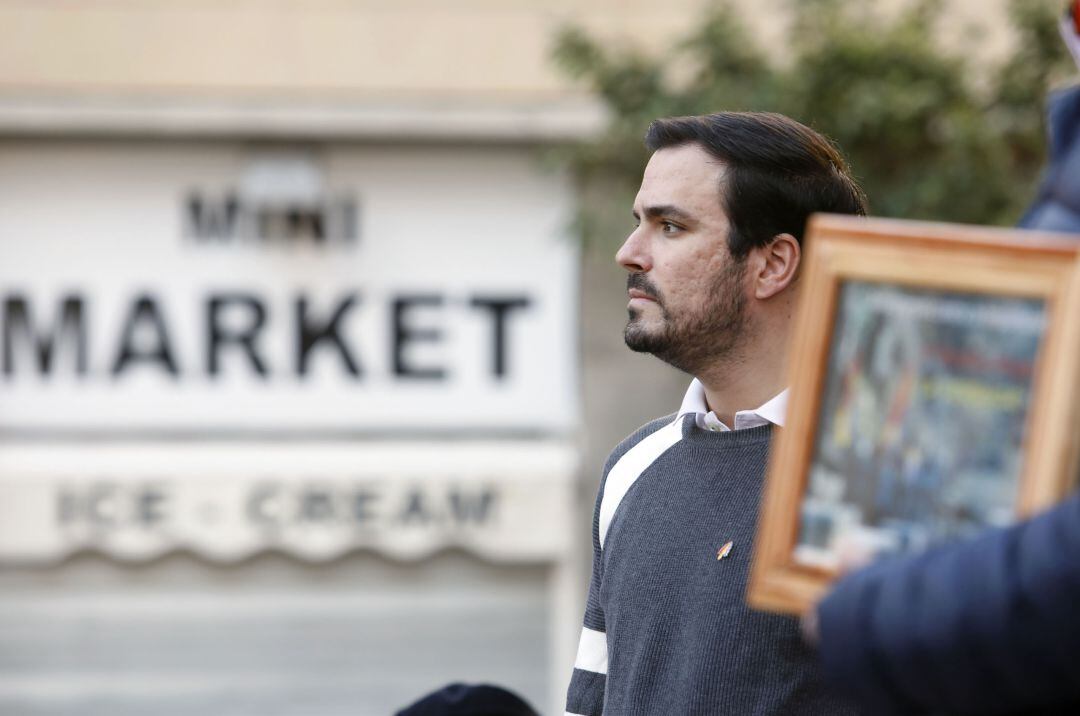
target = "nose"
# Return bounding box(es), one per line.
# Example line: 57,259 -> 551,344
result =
616,227 -> 651,273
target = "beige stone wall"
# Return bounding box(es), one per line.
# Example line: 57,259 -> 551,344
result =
0,0 -> 1013,101
0,0 -> 713,100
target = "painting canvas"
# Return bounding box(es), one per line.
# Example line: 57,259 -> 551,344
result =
748,215 -> 1080,615
794,282 -> 1045,569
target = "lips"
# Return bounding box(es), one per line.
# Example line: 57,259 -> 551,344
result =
628,288 -> 657,301
626,274 -> 662,305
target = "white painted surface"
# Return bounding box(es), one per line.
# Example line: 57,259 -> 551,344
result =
0,138 -> 586,714
0,440 -> 577,565
0,142 -> 579,434
0,552 -> 552,716
0,97 -> 608,141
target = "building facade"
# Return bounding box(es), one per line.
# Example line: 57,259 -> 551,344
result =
0,1 -> 1017,713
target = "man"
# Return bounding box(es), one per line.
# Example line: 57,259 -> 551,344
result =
565,112 -> 868,716
808,7 -> 1080,714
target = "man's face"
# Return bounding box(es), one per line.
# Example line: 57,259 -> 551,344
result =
616,143 -> 751,374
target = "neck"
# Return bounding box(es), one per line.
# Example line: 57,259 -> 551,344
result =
694,318 -> 788,428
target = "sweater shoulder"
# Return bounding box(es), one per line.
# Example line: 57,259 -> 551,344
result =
600,413 -> 680,484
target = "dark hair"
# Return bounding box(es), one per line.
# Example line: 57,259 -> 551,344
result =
644,112 -> 868,258
395,683 -> 539,716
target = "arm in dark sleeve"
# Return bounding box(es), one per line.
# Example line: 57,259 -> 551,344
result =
817,491 -> 1080,716
1018,85 -> 1080,233
565,481 -> 608,716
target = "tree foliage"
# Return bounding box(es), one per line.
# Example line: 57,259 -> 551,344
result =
552,0 -> 1074,247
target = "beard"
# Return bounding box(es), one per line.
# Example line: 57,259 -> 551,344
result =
624,258 -> 749,375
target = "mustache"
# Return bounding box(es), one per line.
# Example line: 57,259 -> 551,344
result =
627,273 -> 663,304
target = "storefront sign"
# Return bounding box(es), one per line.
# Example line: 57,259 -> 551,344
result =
0,441 -> 575,563
0,144 -> 579,434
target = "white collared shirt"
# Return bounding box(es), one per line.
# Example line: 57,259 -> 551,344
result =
676,378 -> 788,432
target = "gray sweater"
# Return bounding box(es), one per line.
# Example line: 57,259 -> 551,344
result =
565,414 -> 858,715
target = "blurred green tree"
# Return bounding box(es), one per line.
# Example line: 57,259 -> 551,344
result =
553,0 -> 1074,248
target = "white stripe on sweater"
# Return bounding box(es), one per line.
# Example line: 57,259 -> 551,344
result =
598,417 -> 684,550
573,626 -> 608,674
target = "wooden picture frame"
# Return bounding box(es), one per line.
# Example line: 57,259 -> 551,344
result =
748,215 -> 1080,615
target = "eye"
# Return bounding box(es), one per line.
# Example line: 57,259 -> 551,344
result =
661,221 -> 682,235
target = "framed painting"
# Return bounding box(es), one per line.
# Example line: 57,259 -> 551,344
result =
748,215 -> 1080,615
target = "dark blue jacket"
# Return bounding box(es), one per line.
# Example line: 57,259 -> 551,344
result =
817,84 -> 1080,715
818,493 -> 1080,715
1019,85 -> 1080,231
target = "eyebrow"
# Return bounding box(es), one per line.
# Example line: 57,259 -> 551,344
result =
633,204 -> 696,223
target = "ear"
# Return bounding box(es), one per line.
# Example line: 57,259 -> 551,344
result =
751,233 -> 800,300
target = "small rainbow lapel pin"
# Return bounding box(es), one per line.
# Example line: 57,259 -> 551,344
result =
717,541 -> 734,561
